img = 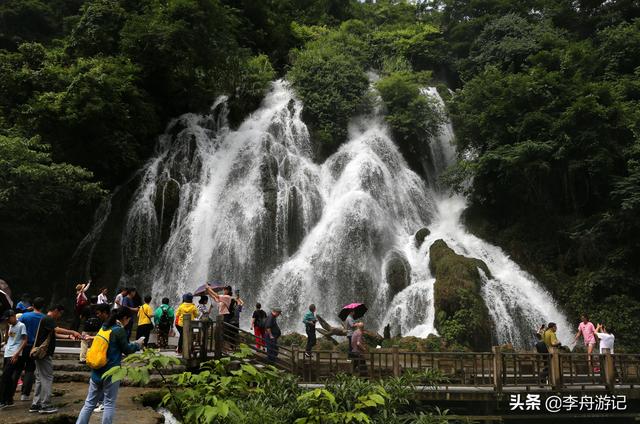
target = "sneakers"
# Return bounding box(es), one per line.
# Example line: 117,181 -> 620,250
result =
0,403 -> 14,409
20,394 -> 30,401
94,403 -> 104,413
39,404 -> 58,414
29,404 -> 40,413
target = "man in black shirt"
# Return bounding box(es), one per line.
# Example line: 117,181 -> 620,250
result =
30,305 -> 81,414
264,307 -> 282,363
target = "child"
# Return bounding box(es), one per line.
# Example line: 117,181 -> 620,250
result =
137,295 -> 154,346
197,296 -> 212,320
175,293 -> 198,353
0,310 -> 27,408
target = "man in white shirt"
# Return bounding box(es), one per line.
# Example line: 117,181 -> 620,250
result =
595,323 -> 615,354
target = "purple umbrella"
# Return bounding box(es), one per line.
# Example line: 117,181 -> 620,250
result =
339,303 -> 367,321
193,281 -> 226,297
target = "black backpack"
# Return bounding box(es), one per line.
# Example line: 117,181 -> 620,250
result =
158,307 -> 172,331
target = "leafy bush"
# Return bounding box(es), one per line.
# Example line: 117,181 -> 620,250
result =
107,347 -> 448,423
288,27 -> 370,158
375,71 -> 444,174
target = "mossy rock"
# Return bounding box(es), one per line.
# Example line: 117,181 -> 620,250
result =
429,239 -> 493,350
414,228 -> 430,248
385,250 -> 411,296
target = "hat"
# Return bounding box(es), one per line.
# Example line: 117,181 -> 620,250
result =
182,292 -> 193,302
272,307 -> 282,313
2,309 -> 16,319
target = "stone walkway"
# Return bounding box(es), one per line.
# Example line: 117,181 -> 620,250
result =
2,382 -> 163,423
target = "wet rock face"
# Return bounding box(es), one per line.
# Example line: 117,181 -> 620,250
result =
385,251 -> 411,296
429,239 -> 493,350
414,227 -> 430,248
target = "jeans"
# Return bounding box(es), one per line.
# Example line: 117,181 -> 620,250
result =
76,378 -> 121,424
33,356 -> 54,407
1,355 -> 24,404
266,336 -> 279,363
305,324 -> 316,353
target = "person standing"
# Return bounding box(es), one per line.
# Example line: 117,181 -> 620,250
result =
0,310 -> 27,408
595,323 -> 615,354
17,296 -> 46,401
121,289 -> 138,340
302,304 -> 317,357
264,308 -> 282,363
251,303 -> 267,351
534,332 -> 549,383
574,314 -> 597,369
197,296 -> 212,320
29,305 -> 81,414
79,297 -> 102,364
74,282 -> 91,331
154,298 -> 175,349
113,288 -> 127,310
543,322 -> 562,349
136,295 -> 154,347
174,293 -> 198,354
97,288 -> 109,305
75,308 -> 144,424
350,322 -> 367,376
207,286 -> 234,347
345,310 -> 356,353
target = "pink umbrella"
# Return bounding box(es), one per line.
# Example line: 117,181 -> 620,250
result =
339,303 -> 367,321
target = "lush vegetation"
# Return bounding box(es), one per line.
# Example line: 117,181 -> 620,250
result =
107,347 -> 449,423
1,0 -> 639,350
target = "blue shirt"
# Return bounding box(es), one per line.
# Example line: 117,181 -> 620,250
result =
91,324 -> 139,384
122,296 -> 135,309
16,301 -> 31,313
19,311 -> 45,345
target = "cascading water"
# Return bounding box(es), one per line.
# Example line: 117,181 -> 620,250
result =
73,79 -> 573,349
398,88 -> 574,347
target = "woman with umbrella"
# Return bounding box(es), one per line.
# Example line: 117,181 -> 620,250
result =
339,303 -> 367,354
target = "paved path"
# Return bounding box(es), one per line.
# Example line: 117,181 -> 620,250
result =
2,382 -> 163,423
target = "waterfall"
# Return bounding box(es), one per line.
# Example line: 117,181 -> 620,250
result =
73,79 -> 573,349
409,88 -> 574,347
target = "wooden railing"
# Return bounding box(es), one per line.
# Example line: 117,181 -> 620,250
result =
180,317 -> 640,391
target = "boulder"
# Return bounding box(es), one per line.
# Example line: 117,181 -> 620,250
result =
429,239 -> 493,350
414,227 -> 430,248
385,251 -> 411,296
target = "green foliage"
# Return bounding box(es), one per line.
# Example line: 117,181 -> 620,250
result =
376,71 -> 444,174
288,32 -> 369,156
0,135 -> 104,217
109,346 -> 446,424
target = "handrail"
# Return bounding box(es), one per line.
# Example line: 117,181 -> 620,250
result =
181,318 -> 640,389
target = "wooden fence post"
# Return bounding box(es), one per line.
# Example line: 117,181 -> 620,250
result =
603,348 -> 615,390
392,345 -> 400,377
182,314 -> 191,360
214,315 -> 224,359
292,345 -> 299,375
492,346 -> 503,393
549,346 -> 561,390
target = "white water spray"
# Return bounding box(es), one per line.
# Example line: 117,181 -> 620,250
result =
73,80 -> 573,349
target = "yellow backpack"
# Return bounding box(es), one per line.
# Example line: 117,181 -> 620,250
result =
86,327 -> 112,369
